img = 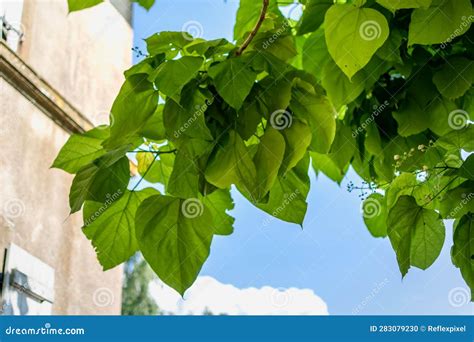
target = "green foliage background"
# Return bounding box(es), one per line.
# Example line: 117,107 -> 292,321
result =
57,0 -> 474,300
122,254 -> 159,315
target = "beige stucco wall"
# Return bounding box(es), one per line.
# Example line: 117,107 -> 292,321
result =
0,0 -> 133,314
19,0 -> 132,125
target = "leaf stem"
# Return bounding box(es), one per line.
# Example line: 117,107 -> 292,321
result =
132,153 -> 159,191
236,0 -> 270,56
130,149 -> 177,155
421,176 -> 459,207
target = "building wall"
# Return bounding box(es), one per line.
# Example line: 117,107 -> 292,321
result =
0,0 -> 133,314
19,0 -> 133,125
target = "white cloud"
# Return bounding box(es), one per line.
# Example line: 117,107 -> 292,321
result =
149,276 -> 328,315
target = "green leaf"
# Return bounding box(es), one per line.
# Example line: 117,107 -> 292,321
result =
436,125 -> 474,152
105,74 -> 158,149
280,120 -> 312,172
134,0 -> 155,10
387,195 -> 445,276
394,73 -> 459,137
249,50 -> 294,76
408,0 -> 473,46
362,193 -> 388,238
321,59 -> 365,108
202,189 -> 235,236
386,173 -> 417,209
68,0 -> 102,12
138,152 -> 175,186
83,188 -> 158,270
324,4 -> 389,78
236,97 -> 264,140
376,0 -> 432,11
135,195 -> 214,295
463,88 -> 474,114
170,139 -> 212,201
205,130 -> 257,198
393,97 -> 430,137
297,0 -> 333,35
365,121 -> 383,157
136,152 -> 156,178
259,77 -> 293,115
458,154 -> 474,180
140,105 -> 166,141
361,56 -> 392,90
234,0 -> 282,41
451,213 -> 474,301
145,32 -> 193,57
163,98 -> 212,142
433,57 -> 474,100
250,33 -> 297,62
69,153 -> 130,213
136,151 -> 177,186
124,55 -> 164,78
303,28 -> 330,80
150,57 -> 204,102
208,58 -> 257,110
184,38 -> 233,57
312,121 -> 356,183
439,181 -> 474,219
253,128 -> 286,200
376,29 -> 404,64
256,156 -> 310,225
168,149 -> 201,199
52,127 -> 108,174
291,83 -> 336,154
311,152 -> 348,184
427,97 -> 458,136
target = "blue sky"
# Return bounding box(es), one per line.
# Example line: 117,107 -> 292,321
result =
132,0 -> 473,315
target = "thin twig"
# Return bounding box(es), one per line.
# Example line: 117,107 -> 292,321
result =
130,149 -> 177,155
236,0 -> 270,56
132,153 -> 159,191
421,176 -> 459,207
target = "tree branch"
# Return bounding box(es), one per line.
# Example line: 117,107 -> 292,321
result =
236,0 -> 270,56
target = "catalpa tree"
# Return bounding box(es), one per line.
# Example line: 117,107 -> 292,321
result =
55,0 -> 474,298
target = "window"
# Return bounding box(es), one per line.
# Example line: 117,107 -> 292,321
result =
0,0 -> 24,51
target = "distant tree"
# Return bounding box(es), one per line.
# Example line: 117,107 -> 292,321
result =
202,307 -> 214,315
122,254 -> 159,315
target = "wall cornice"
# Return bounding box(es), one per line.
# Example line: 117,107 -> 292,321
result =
0,41 -> 93,134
